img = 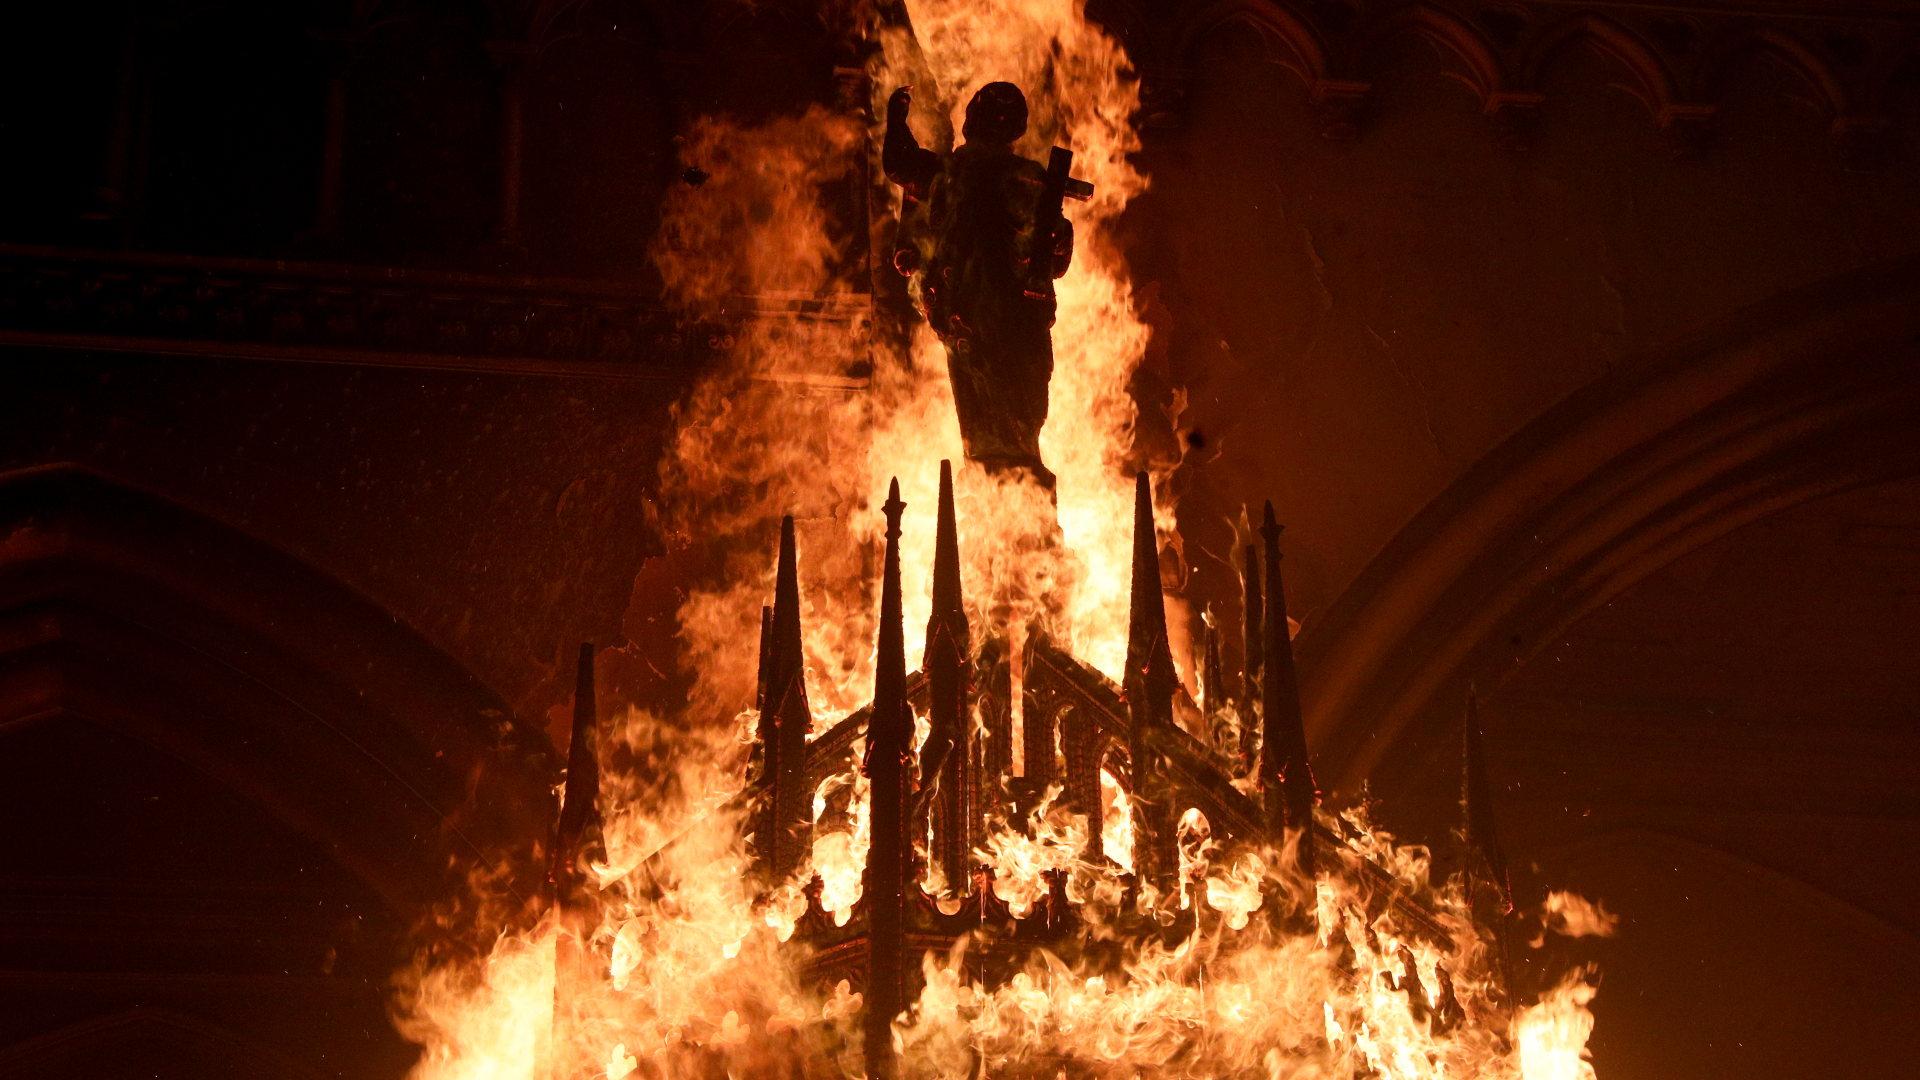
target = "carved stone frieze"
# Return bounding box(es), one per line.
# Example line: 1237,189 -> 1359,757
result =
1125,0 -> 1916,166
0,245 -> 871,380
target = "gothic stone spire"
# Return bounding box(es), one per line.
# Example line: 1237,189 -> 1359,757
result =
1260,501 -> 1317,878
863,479 -> 911,1080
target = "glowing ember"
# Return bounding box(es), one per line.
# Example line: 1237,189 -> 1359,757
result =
389,2 -> 1611,1079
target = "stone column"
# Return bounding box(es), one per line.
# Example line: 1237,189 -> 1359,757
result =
1260,501 -> 1317,882
485,40 -> 536,259
81,19 -> 144,246
299,31 -> 357,255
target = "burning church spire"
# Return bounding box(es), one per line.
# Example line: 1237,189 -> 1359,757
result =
390,1 -> 1612,1076
861,479 -> 912,1079
1124,470 -> 1177,890
755,516 -> 813,882
1240,519 -> 1264,774
548,643 -> 601,1080
917,460 -> 972,893
1260,501 -> 1318,879
400,456 -> 1613,1080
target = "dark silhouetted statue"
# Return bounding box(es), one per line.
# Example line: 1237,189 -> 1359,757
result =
885,82 -> 1080,487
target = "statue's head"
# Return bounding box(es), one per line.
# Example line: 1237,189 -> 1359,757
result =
962,82 -> 1028,146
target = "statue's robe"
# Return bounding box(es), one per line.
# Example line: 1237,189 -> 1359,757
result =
886,133 -> 1073,480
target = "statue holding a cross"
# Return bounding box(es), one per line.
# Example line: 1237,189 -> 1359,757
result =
885,82 -> 1093,488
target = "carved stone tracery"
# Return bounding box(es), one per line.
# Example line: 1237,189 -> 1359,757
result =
1143,0 -> 1915,165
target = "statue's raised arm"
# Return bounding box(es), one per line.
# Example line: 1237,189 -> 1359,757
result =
883,87 -> 938,200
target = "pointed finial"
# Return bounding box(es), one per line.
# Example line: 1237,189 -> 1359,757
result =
1462,683 -> 1509,909
557,642 -> 600,848
755,605 -> 773,711
883,477 -> 905,538
930,461 -> 965,631
1259,500 -> 1317,880
878,477 -> 907,676
1261,499 -> 1282,544
771,515 -> 804,692
761,515 -> 811,879
1131,472 -> 1158,600
922,460 -> 971,892
864,476 -> 911,1078
1131,472 -> 1160,608
1126,470 -> 1179,890
1202,607 -> 1224,731
1126,472 -> 1171,681
933,460 -> 960,603
1241,508 -> 1264,755
776,515 -> 800,619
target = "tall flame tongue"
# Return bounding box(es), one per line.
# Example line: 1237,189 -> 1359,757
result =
390,2 -> 1609,1079
656,0 -> 1164,730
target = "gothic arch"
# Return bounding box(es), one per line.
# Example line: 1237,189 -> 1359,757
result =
1295,256 -> 1920,799
1694,24 -> 1855,118
1173,0 -> 1331,88
1520,12 -> 1682,117
1360,4 -> 1511,103
0,464 -> 556,911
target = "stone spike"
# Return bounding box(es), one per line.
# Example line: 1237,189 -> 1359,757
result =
1260,501 -> 1317,879
921,460 -> 972,894
772,516 -> 804,697
863,478 -> 910,1080
1462,686 -> 1510,910
1462,685 -> 1518,1011
1125,472 -> 1175,687
930,461 -> 965,640
1241,508 -> 1264,777
754,604 -> 773,713
751,604 -> 773,871
1242,532 -> 1264,694
1124,472 -> 1177,891
873,481 -> 908,740
553,642 -> 600,890
549,643 -> 599,1075
757,516 -> 811,881
1202,609 -> 1223,732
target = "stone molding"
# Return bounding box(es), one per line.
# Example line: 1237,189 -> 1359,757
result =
1137,0 -> 1916,163
0,244 -> 869,380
